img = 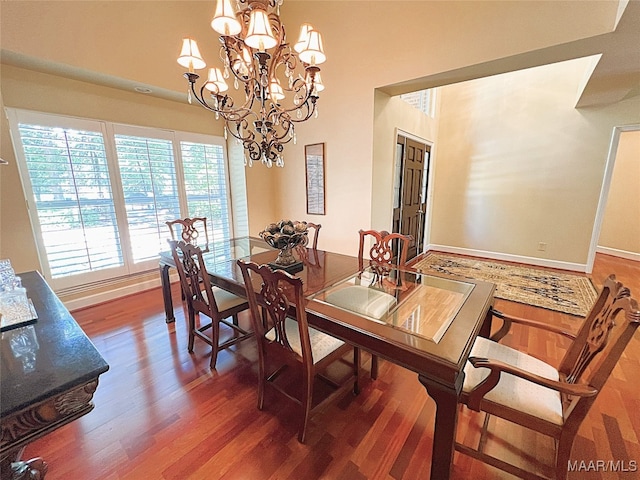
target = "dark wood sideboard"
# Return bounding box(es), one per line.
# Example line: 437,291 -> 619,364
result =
1,271 -> 109,479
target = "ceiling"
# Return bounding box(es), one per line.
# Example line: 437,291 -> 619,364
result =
379,0 -> 640,108
1,0 -> 639,109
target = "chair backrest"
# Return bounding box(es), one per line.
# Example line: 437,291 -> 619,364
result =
561,274 -> 639,385
296,222 -> 322,267
237,260 -> 313,363
358,229 -> 413,271
559,274 -> 639,422
306,222 -> 321,250
166,217 -> 210,252
169,239 -> 221,316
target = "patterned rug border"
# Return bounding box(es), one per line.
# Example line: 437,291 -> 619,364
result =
413,253 -> 598,317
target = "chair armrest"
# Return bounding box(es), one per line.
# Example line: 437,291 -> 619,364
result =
466,356 -> 598,411
490,308 -> 577,342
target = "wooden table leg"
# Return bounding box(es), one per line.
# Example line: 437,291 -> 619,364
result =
159,262 -> 175,323
478,306 -> 493,338
419,375 -> 461,480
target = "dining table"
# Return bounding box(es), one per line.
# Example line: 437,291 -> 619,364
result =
158,237 -> 495,479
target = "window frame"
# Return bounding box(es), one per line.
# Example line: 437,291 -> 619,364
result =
6,108 -> 237,291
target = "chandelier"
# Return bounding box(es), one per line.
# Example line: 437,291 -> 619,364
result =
177,0 -> 325,168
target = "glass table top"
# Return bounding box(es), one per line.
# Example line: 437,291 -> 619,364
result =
204,236 -> 271,263
310,266 -> 474,343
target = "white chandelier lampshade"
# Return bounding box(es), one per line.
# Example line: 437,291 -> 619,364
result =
294,23 -> 313,53
298,30 -> 326,65
205,68 -> 229,93
245,9 -> 277,51
177,0 -> 326,168
177,38 -> 206,72
211,0 -> 242,36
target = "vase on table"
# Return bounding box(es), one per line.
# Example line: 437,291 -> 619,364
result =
259,220 -> 309,272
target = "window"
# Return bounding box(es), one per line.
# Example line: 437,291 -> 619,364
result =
7,109 -> 241,290
400,89 -> 436,117
114,131 -> 181,263
180,140 -> 230,243
16,122 -> 124,279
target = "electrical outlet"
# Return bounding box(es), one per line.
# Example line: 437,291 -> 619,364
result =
538,242 -> 547,252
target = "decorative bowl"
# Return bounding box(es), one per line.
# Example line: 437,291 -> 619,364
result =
259,220 -> 309,266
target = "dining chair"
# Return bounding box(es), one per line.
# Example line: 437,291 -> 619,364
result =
456,274 -> 639,480
237,259 -> 360,444
305,222 -> 321,250
358,229 -> 413,272
167,217 -> 211,301
169,240 -> 252,369
358,229 -> 413,379
296,222 -> 322,267
166,217 -> 210,252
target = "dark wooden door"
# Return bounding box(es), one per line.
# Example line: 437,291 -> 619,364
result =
394,135 -> 430,261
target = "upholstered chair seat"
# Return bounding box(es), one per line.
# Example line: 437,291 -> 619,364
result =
201,287 -> 248,313
463,336 -> 563,426
265,318 -> 346,362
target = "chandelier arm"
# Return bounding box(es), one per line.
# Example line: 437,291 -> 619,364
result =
221,37 -> 256,90
290,99 -> 318,123
184,74 -> 222,113
264,119 -> 291,143
274,74 -> 318,117
227,117 -> 263,162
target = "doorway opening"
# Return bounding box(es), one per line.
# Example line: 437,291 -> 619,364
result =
393,133 -> 431,262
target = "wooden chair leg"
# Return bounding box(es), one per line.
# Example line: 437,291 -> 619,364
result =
555,432 -> 576,480
371,354 -> 379,379
257,357 -> 266,411
187,309 -> 196,353
209,320 -> 220,369
232,314 -> 240,337
353,347 -> 361,395
298,370 -> 314,444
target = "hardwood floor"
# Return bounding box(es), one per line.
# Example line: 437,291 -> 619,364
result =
24,253 -> 640,479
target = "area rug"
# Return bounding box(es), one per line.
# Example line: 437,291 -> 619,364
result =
413,253 -> 598,317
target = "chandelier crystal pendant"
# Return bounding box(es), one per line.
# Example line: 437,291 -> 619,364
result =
177,0 -> 326,168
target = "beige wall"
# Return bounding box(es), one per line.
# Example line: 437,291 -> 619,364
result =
1,0 -> 635,279
0,64 -> 246,272
430,58 -> 640,267
273,1 -> 623,257
371,91 -> 439,232
599,130 -> 640,256
0,91 -> 39,273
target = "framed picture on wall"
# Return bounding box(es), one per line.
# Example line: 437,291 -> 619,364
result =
305,143 -> 325,215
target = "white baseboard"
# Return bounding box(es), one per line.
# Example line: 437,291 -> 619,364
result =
596,246 -> 640,262
425,244 -> 589,273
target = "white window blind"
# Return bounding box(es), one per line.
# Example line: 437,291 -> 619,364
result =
115,134 -> 181,263
180,141 -> 230,238
181,140 -> 233,264
7,109 -> 245,290
17,123 -> 124,278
